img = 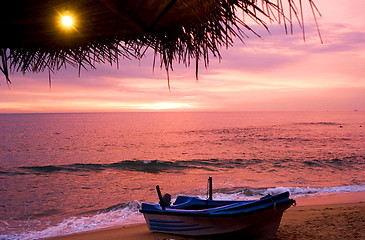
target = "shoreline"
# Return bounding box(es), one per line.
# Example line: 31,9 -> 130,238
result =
45,191 -> 365,240
294,191 -> 365,206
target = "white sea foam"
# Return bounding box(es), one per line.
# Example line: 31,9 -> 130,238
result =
2,200 -> 144,240
265,185 -> 365,197
204,184 -> 365,201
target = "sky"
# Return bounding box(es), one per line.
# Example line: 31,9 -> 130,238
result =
1,0 -> 365,113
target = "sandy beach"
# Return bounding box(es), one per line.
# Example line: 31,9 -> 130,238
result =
47,192 -> 365,240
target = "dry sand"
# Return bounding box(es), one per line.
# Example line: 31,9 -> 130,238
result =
274,202 -> 364,239
47,192 -> 365,240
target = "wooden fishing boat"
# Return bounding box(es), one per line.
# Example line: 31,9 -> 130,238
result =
140,179 -> 295,239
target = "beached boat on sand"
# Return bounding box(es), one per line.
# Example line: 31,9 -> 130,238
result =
140,178 -> 295,239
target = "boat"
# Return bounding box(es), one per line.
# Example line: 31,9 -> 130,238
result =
140,178 -> 295,239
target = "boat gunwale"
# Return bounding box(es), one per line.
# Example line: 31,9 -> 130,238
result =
140,198 -> 295,218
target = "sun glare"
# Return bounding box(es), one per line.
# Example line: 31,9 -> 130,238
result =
133,102 -> 193,110
61,15 -> 73,27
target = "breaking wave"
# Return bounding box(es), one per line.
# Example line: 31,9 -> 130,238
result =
0,200 -> 143,240
206,184 -> 365,201
0,156 -> 361,176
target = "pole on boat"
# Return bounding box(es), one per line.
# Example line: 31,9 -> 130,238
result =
208,177 -> 213,200
156,185 -> 165,210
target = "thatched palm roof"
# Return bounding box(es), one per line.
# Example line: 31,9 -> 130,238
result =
1,0 -> 321,84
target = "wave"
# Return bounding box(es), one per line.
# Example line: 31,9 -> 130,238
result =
17,160 -> 206,174
295,122 -> 343,126
0,200 -> 143,240
203,184 -> 365,201
14,159 -> 262,175
1,184 -> 364,240
0,156 -> 361,176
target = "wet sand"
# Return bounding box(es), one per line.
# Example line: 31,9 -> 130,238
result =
47,192 -> 365,240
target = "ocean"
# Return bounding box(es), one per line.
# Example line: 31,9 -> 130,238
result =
0,111 -> 364,239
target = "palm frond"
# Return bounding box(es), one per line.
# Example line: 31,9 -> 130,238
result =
0,0 -> 321,84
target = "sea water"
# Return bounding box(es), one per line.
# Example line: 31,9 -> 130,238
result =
0,111 -> 364,239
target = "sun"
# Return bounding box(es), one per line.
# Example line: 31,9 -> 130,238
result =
57,10 -> 77,31
61,15 -> 73,27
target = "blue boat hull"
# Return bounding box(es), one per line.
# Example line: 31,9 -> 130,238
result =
141,192 -> 295,239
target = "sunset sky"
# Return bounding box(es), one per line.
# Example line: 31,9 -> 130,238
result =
1,0 -> 365,113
